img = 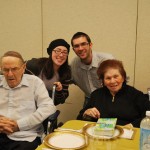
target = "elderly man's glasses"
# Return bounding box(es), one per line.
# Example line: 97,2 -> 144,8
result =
53,49 -> 68,56
73,42 -> 89,50
2,66 -> 23,74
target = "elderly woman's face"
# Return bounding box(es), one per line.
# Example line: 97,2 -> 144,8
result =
104,68 -> 124,95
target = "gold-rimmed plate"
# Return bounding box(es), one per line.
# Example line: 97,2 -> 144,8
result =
43,131 -> 87,149
83,123 -> 124,140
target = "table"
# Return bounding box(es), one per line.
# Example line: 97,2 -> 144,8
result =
36,120 -> 140,150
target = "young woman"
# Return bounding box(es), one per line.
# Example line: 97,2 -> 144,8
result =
25,39 -> 71,105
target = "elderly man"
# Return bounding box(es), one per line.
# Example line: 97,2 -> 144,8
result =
0,51 -> 56,150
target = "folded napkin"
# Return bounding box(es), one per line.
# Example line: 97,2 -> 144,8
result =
42,148 -> 54,150
120,128 -> 134,139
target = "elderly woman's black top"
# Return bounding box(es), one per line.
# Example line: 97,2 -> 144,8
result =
77,84 -> 150,127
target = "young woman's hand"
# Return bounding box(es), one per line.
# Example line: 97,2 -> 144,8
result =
54,82 -> 63,91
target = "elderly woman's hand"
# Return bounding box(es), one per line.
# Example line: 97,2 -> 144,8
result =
83,107 -> 100,119
54,82 -> 63,91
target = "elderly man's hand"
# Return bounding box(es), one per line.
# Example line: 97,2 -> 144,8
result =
0,116 -> 19,134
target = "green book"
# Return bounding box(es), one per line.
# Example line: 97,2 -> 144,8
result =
94,118 -> 117,137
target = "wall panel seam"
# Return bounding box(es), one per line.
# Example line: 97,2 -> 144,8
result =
133,0 -> 139,87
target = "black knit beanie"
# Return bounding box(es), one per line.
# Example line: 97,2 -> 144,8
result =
47,39 -> 70,55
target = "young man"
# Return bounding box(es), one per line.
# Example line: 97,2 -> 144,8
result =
0,51 -> 56,150
70,32 -> 114,106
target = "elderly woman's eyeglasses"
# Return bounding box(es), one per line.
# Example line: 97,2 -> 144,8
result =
73,42 -> 89,50
53,49 -> 68,56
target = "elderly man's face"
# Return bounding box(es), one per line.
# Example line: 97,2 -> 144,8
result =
1,56 -> 25,88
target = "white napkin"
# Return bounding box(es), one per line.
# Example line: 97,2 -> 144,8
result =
42,148 -> 54,150
120,128 -> 134,139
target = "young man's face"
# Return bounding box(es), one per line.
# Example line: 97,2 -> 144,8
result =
1,56 -> 25,88
72,36 -> 93,61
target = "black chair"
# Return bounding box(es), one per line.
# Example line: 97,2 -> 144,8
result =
43,85 -> 63,135
43,110 -> 61,134
144,93 -> 149,99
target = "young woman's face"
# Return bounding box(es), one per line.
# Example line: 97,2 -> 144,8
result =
52,46 -> 68,68
104,68 -> 124,95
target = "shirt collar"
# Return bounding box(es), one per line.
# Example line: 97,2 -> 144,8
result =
79,51 -> 99,70
0,74 -> 29,89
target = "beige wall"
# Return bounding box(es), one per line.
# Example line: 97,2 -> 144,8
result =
134,0 -> 150,91
0,0 -> 150,123
0,0 -> 43,58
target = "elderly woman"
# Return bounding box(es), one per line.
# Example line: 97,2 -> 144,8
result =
25,39 -> 71,105
77,59 -> 150,127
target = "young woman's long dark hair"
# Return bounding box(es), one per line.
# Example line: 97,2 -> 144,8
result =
41,55 -> 71,82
